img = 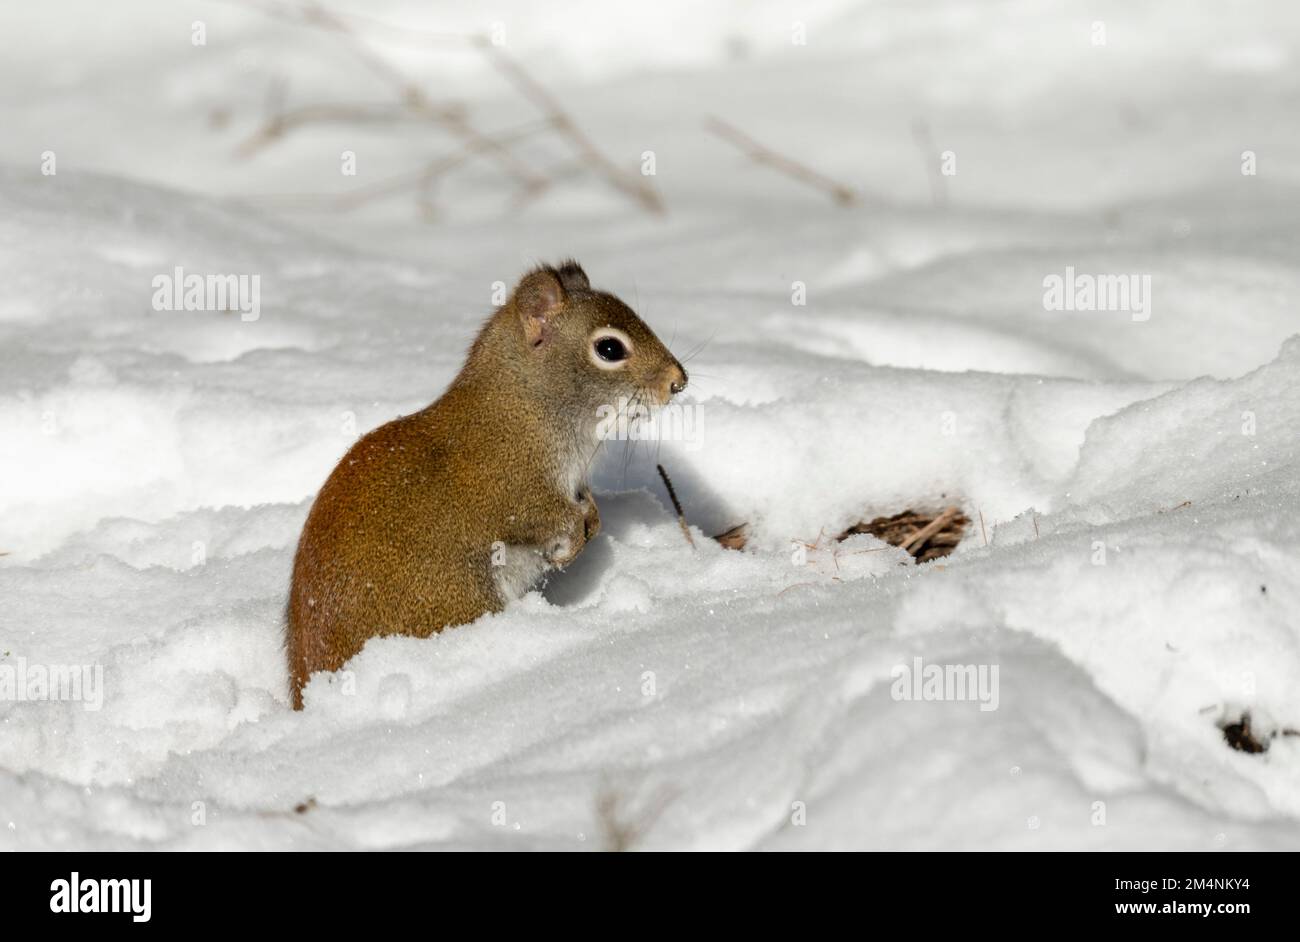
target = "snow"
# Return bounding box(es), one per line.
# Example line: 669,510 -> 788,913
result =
2,0 -> 1300,849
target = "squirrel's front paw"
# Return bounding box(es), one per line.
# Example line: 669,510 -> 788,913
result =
545,493 -> 600,569
544,533 -> 581,568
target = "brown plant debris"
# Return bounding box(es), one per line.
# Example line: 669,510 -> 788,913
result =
837,506 -> 968,562
713,523 -> 749,551
713,506 -> 969,563
1222,713 -> 1269,754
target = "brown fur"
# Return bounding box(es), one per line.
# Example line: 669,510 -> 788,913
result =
286,262 -> 686,709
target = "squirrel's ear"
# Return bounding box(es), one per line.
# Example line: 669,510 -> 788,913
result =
553,259 -> 589,293
513,268 -> 566,348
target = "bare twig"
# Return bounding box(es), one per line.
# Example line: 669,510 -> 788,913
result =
473,36 -> 665,214
229,0 -> 546,189
214,0 -> 662,216
705,115 -> 860,206
244,121 -> 553,213
656,464 -> 696,549
777,581 -> 823,597
235,101 -> 463,159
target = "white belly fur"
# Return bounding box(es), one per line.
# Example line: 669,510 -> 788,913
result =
492,543 -> 552,602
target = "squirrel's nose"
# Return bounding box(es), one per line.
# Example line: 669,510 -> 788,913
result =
669,363 -> 688,395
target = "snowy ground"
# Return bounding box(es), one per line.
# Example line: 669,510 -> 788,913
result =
2,0 -> 1300,849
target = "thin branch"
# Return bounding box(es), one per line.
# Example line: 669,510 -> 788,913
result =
235,101 -> 463,159
704,115 -> 860,207
473,36 -> 664,214
656,464 -> 696,549
213,0 -> 663,216
217,0 -> 546,191
242,121 -> 552,212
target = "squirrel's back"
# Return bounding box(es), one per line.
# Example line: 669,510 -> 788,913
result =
287,403 -> 494,708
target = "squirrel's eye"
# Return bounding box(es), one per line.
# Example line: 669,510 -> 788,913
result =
594,337 -> 627,362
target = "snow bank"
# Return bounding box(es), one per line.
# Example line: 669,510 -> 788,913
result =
2,0 -> 1299,850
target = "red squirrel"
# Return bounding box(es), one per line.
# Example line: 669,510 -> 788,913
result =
286,261 -> 687,709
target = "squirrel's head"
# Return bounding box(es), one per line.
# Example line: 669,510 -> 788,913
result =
486,261 -> 687,431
